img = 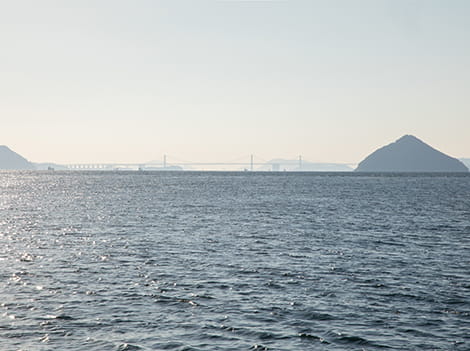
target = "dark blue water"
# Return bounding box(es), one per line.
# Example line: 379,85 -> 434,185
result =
1,171 -> 469,350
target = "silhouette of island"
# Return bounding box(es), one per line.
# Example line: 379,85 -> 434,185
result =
0,145 -> 35,170
355,135 -> 468,172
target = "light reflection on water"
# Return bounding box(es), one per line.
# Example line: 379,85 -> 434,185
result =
1,171 -> 469,350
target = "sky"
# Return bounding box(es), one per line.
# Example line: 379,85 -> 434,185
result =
1,0 -> 469,164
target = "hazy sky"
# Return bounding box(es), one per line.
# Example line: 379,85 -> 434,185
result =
1,0 -> 469,164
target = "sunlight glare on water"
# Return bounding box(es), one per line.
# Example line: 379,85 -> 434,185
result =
0,171 -> 469,350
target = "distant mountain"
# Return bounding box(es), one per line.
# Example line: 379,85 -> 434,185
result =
0,145 -> 35,170
355,135 -> 468,172
259,159 -> 353,172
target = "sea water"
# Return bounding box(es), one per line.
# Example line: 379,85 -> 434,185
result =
1,171 -> 469,350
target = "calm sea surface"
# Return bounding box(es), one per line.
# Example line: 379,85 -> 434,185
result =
1,171 -> 469,351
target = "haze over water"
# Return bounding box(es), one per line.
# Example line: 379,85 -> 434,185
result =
2,1 -> 470,163
1,171 -> 469,350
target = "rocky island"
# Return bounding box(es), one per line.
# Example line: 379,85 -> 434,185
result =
0,145 -> 35,170
355,135 -> 468,172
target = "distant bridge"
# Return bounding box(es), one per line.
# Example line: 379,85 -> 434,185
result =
66,155 -> 303,171
65,155 -> 356,171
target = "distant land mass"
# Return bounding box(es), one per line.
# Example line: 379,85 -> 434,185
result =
258,159 -> 353,172
1,142 -> 467,172
355,135 -> 468,172
0,145 -> 35,170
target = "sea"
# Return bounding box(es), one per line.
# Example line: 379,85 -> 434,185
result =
1,171 -> 469,351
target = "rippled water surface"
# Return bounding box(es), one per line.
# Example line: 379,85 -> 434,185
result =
1,171 -> 469,350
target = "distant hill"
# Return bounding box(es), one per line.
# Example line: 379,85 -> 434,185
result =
355,135 -> 468,172
0,145 -> 35,170
259,159 -> 353,172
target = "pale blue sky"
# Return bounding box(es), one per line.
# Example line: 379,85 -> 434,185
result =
1,0 -> 469,163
